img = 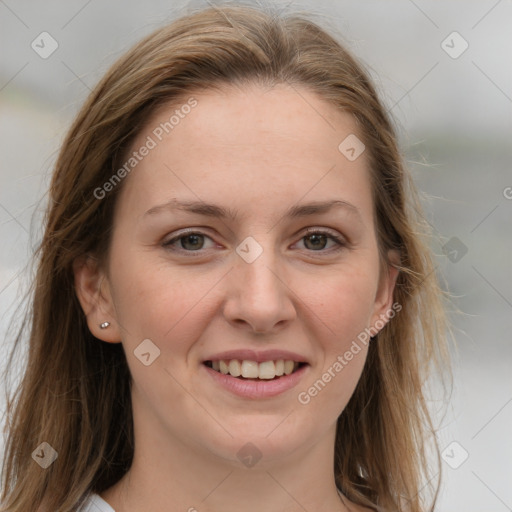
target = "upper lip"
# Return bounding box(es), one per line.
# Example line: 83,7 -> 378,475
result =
203,349 -> 309,364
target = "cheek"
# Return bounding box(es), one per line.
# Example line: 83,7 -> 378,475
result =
298,281 -> 372,418
302,265 -> 377,407
109,250 -> 217,351
318,264 -> 379,345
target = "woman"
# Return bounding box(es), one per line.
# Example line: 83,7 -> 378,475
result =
1,4 -> 450,511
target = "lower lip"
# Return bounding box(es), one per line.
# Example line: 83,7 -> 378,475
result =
202,364 -> 308,399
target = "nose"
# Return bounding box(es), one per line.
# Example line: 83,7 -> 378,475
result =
222,240 -> 297,335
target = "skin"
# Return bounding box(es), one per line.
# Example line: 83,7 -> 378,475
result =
75,83 -> 399,512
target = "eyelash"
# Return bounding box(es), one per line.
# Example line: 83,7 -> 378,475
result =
162,228 -> 347,256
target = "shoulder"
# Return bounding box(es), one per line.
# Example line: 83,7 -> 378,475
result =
78,492 -> 116,512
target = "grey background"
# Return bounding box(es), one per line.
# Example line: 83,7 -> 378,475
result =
1,0 -> 511,510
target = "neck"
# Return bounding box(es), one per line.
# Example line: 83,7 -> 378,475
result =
102,421 -> 349,512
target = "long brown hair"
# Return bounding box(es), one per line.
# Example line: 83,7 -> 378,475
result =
1,4 -> 450,511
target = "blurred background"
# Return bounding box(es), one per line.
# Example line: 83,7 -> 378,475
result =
1,0 -> 511,509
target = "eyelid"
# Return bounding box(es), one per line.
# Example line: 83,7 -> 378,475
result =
297,227 -> 348,252
302,226 -> 347,243
162,226 -> 348,255
162,228 -> 218,252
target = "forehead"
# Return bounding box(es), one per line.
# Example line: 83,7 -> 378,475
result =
114,83 -> 374,226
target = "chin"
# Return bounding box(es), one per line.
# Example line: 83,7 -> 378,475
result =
196,416 -> 315,468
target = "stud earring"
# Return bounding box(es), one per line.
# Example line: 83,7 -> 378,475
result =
99,322 -> 111,329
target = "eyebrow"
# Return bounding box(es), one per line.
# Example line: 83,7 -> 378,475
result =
144,198 -> 362,222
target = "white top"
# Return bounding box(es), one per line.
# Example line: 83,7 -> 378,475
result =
79,493 -> 115,512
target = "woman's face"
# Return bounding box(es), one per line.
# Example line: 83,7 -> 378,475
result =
79,83 -> 398,466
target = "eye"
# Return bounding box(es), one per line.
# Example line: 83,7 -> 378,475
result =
162,230 -> 216,253
295,228 -> 347,253
162,228 -> 347,256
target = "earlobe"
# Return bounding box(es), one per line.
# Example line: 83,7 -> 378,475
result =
73,255 -> 122,343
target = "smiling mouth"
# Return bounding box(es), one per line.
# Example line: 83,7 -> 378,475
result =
204,359 -> 307,380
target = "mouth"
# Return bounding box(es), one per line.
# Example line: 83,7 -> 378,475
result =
203,359 -> 308,381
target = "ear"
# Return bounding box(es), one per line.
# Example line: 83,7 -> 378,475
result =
368,249 -> 400,333
73,255 -> 122,343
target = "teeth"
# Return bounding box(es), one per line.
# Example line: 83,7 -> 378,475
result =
258,361 -> 276,380
229,359 -> 241,377
210,359 -> 300,379
219,360 -> 229,374
241,360 -> 259,378
284,360 -> 294,375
